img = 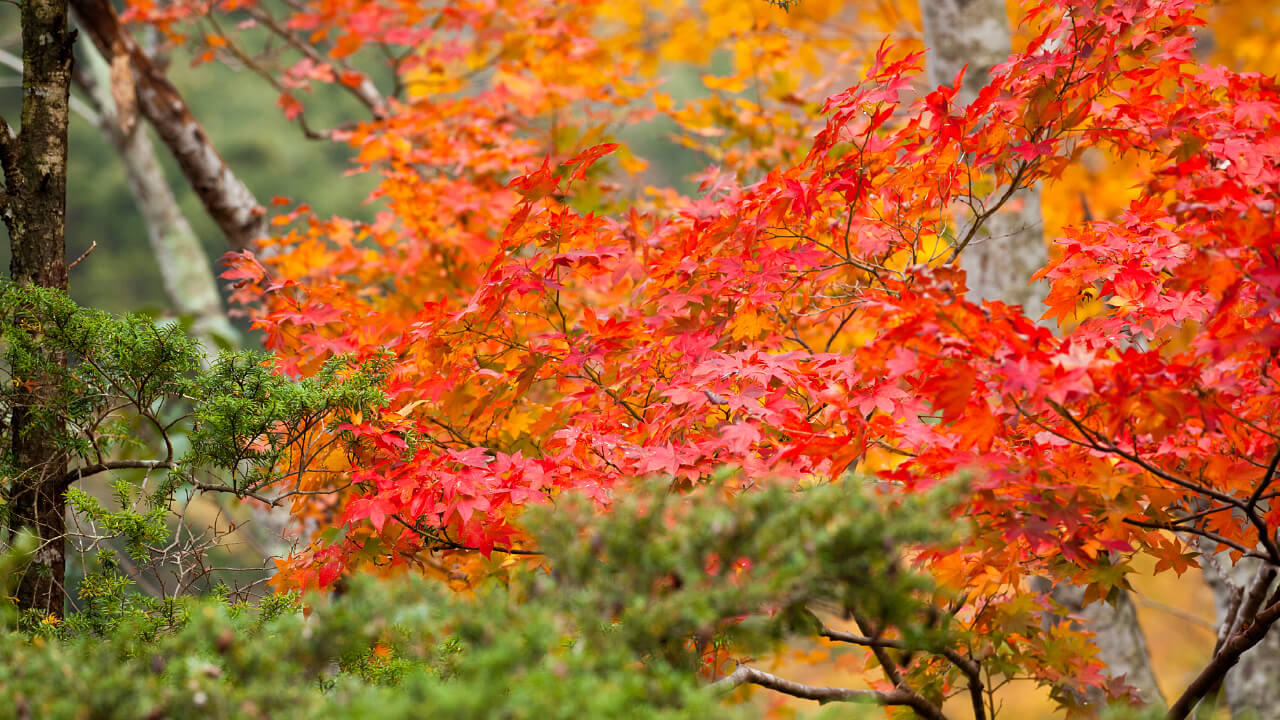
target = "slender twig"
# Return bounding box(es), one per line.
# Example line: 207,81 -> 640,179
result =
191,481 -> 278,506
1246,445 -> 1280,511
243,5 -> 385,117
820,624 -> 984,719
68,240 -> 97,270
61,459 -> 176,489
1123,517 -> 1263,560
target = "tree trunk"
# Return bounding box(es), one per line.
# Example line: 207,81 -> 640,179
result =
74,40 -> 239,358
919,0 -> 1164,707
1197,540 -> 1280,719
71,0 -> 266,252
920,0 -> 1047,323
2,0 -> 74,618
1044,581 -> 1167,708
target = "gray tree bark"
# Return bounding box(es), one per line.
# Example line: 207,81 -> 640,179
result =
919,0 -> 1164,708
2,0 -> 73,618
1042,581 -> 1166,708
74,38 -> 239,357
921,0 -> 1047,323
1197,539 -> 1280,719
71,0 -> 266,252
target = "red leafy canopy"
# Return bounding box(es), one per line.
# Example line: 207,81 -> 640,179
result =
151,0 -> 1280,706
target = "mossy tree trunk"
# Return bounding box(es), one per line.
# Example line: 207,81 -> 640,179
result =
1,0 -> 73,618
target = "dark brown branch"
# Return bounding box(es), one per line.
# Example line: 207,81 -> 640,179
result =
711,664 -> 949,720
1213,583 -> 1244,658
0,114 -> 20,194
1228,564 -> 1276,643
1123,517 -> 1263,560
946,161 -> 1032,262
849,611 -> 907,691
1168,588 -> 1280,720
391,514 -> 542,556
1048,400 -> 1247,511
191,481 -> 277,506
1246,444 -> 1280,511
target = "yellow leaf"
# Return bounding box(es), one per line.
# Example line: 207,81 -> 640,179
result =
702,73 -> 746,93
395,399 -> 428,417
730,309 -> 768,340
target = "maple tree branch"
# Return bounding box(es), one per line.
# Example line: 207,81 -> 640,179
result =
1169,495 -> 1280,528
242,5 -> 386,118
1122,517 -> 1264,560
710,663 -> 950,720
1231,564 -> 1275,640
201,14 -> 329,141
1213,583 -> 1245,658
1246,443 -> 1280,511
579,367 -> 647,425
1030,399 -> 1280,562
1047,400 -> 1246,510
820,625 -> 985,719
391,514 -> 542,556
947,161 -> 1032,263
1167,586 -> 1280,720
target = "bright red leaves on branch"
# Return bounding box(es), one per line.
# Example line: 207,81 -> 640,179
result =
131,0 -> 1280,709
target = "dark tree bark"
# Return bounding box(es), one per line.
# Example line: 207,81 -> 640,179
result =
1195,539 -> 1280,719
1,0 -> 74,617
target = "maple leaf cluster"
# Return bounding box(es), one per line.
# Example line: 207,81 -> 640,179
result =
128,0 -> 1280,709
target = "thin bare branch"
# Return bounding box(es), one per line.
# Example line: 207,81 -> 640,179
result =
711,664 -> 950,720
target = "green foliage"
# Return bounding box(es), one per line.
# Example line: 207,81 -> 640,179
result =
0,476 -> 956,719
527,473 -> 964,674
66,482 -> 169,560
180,349 -> 390,495
0,282 -> 389,620
0,530 -> 37,629
53,550 -> 177,641
0,282 -> 388,484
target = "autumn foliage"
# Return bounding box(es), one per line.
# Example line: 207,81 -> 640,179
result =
119,0 -> 1280,713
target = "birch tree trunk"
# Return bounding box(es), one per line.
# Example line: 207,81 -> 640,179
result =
74,38 -> 239,358
2,0 -> 73,618
918,0 -> 1165,708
